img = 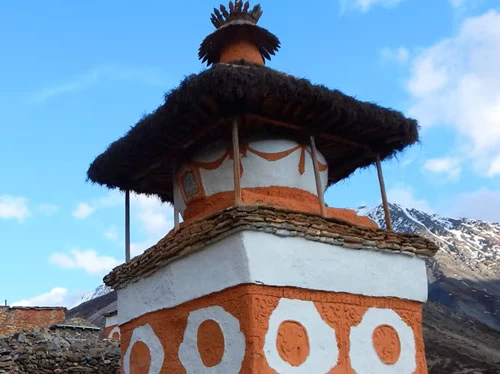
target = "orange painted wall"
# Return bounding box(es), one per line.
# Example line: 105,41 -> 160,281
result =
183,187 -> 377,229
120,284 -> 426,373
219,40 -> 264,65
104,325 -> 120,340
0,307 -> 66,335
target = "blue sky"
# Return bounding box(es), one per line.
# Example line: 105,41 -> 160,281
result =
1,0 -> 499,307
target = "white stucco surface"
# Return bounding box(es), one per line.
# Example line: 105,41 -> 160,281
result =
350,308 -> 416,374
264,298 -> 338,373
123,324 -> 164,374
118,231 -> 428,325
179,306 -> 245,373
174,139 -> 328,216
107,326 -> 120,340
105,314 -> 118,328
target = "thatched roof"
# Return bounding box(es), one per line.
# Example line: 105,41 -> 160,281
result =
87,61 -> 418,203
103,206 -> 438,290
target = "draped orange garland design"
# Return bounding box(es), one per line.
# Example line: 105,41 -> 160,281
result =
177,143 -> 329,208
187,143 -> 328,177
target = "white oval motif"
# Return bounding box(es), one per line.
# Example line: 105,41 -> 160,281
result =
107,326 -> 120,340
123,324 -> 164,374
350,308 -> 416,374
179,306 -> 245,373
264,298 -> 338,373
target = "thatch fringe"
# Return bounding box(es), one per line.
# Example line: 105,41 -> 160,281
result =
88,61 -> 418,203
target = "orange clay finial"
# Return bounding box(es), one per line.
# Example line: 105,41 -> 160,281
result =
220,40 -> 264,65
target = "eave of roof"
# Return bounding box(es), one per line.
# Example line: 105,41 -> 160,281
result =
103,310 -> 118,317
50,324 -> 101,331
1,306 -> 67,311
103,206 -> 438,290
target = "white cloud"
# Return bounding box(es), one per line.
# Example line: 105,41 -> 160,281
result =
380,47 -> 410,63
74,191 -> 173,260
31,64 -> 169,102
96,192 -> 174,257
448,188 -> 500,222
95,191 -> 123,208
340,0 -> 406,12
130,238 -> 159,258
449,0 -> 484,14
49,249 -> 120,275
450,0 -> 465,7
130,194 -> 174,256
487,155 -> 500,177
104,225 -> 119,242
72,191 -> 123,220
72,202 -> 95,219
38,203 -> 59,216
387,185 -> 434,213
0,195 -> 30,222
11,287 -> 84,308
406,11 -> 500,177
132,194 -> 173,237
423,157 -> 462,180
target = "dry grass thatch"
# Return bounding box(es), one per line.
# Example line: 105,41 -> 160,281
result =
87,61 -> 418,203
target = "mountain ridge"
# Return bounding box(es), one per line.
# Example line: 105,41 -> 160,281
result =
361,203 -> 500,330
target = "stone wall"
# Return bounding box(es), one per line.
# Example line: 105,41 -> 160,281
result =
0,328 -> 120,373
0,307 -> 66,336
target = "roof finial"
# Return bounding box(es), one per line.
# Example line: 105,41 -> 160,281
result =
210,1 -> 263,29
200,1 -> 280,66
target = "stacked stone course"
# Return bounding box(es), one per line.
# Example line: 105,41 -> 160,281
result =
0,328 -> 120,374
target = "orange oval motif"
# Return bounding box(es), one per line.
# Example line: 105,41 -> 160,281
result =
372,324 -> 401,364
129,341 -> 151,374
197,319 -> 225,367
276,320 -> 310,367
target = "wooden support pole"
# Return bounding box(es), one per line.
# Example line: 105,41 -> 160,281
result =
173,166 -> 180,232
376,154 -> 393,231
232,118 -> 242,206
125,190 -> 131,263
310,135 -> 327,217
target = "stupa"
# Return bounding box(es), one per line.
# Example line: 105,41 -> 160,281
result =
88,2 -> 439,373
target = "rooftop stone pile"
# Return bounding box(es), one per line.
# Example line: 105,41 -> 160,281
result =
0,328 -> 120,374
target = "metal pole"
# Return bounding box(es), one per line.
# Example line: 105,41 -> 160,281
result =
376,154 -> 393,231
232,118 -> 242,205
310,135 -> 327,217
125,190 -> 131,262
173,166 -> 180,232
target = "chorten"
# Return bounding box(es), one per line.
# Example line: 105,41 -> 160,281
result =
88,2 -> 438,373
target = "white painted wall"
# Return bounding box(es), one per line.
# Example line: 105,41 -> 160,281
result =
350,308 -> 416,373
179,306 -> 245,373
264,298 -> 338,373
174,139 -> 328,216
107,326 -> 120,340
105,314 -> 118,328
123,324 -> 164,374
117,231 -> 428,325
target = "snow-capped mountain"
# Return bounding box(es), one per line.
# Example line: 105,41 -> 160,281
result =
360,203 -> 500,330
80,284 -> 113,303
